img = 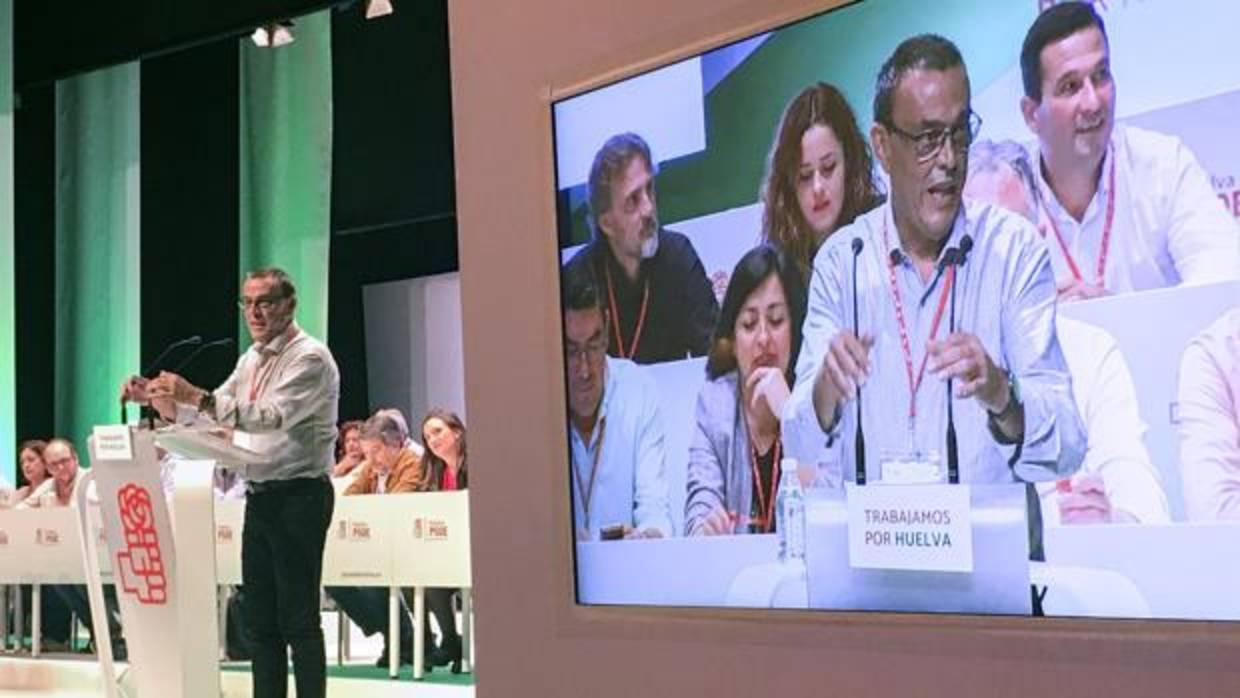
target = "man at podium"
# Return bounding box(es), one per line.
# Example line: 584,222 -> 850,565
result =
122,267 -> 340,698
783,35 -> 1085,490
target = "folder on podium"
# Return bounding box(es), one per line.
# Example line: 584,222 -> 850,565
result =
803,484 -> 1032,615
77,424 -> 264,698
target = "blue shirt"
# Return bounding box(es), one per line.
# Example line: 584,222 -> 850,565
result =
783,200 -> 1086,485
569,356 -> 673,539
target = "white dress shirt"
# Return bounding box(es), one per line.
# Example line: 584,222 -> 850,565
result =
1038,317 -> 1170,524
1027,124 -> 1240,294
208,322 -> 341,483
569,356 -> 673,539
1177,307 -> 1240,520
17,470 -> 83,509
784,200 -> 1086,485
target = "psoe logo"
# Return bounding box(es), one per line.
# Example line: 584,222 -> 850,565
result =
348,521 -> 372,541
35,527 -> 61,546
216,524 -> 234,544
426,519 -> 449,541
0,530 -> 9,546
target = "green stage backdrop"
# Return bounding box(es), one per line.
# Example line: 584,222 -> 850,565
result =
240,10 -> 334,343
54,64 -> 142,452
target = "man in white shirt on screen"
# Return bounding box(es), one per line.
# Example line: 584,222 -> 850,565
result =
561,262 -> 673,541
1176,307 -> 1240,521
965,138 -> 1170,525
1019,2 -> 1240,302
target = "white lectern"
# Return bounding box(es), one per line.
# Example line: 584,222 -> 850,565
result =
78,425 -> 262,698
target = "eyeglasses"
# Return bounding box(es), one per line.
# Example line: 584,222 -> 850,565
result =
884,110 -> 982,163
238,295 -> 285,312
565,337 -> 608,366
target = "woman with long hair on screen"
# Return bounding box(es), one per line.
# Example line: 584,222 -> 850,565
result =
418,408 -> 468,672
760,82 -> 883,281
685,245 -> 807,536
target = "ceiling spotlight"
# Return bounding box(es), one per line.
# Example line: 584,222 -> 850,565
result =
365,0 -> 394,19
251,20 -> 296,48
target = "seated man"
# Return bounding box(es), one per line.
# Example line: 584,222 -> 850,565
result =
19,439 -> 126,659
1177,307 -> 1240,521
562,132 -> 720,364
325,412 -> 420,666
1019,2 -> 1240,301
965,138 -> 1170,525
561,262 -> 673,541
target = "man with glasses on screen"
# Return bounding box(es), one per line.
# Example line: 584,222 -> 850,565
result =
1019,1 -> 1240,302
782,35 -> 1084,516
562,262 -> 673,541
563,132 -> 720,364
121,267 -> 339,698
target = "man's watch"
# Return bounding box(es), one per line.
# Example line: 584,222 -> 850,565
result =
987,370 -> 1021,421
197,391 -> 216,417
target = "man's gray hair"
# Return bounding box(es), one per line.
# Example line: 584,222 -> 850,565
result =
360,411 -> 406,448
968,139 -> 1041,211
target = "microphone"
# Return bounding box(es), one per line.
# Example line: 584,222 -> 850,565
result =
143,335 -> 202,378
851,237 -> 867,486
122,334 -> 201,424
171,337 -> 235,373
944,237 -> 973,485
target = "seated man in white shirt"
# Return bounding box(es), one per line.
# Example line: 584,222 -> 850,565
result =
966,138 -> 1170,525
1019,2 -> 1240,301
561,263 -> 673,541
19,439 -> 127,658
1177,308 -> 1240,521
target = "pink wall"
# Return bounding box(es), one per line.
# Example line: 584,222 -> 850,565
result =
448,0 -> 1240,694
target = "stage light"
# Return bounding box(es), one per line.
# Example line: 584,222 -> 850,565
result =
365,0 -> 394,19
251,21 -> 296,48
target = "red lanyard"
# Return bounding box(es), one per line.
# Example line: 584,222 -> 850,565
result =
1038,149 -> 1116,287
248,328 -> 298,401
604,263 -> 650,359
749,437 -> 781,533
884,219 -> 955,425
573,418 -> 606,529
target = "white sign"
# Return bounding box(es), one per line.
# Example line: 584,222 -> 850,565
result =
846,483 -> 974,573
93,425 -> 134,461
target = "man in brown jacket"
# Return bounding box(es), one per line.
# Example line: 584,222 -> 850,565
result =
327,412 -> 421,666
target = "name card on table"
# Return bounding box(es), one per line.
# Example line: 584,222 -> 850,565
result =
845,483 -> 974,573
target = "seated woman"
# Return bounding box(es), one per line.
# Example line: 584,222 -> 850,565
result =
418,408 -> 468,672
760,82 -> 883,282
10,440 -> 50,505
325,411 -> 422,667
331,420 -> 365,479
685,246 -> 807,536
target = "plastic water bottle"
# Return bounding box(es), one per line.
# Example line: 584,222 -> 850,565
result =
776,457 -> 806,565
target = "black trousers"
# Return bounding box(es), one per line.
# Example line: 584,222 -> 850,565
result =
324,586 -> 415,646
425,587 -> 460,653
242,477 -> 334,698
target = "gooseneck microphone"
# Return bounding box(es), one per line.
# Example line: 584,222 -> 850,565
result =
122,335 -> 202,425
172,337 -> 235,373
851,237 -> 867,486
944,235 -> 973,485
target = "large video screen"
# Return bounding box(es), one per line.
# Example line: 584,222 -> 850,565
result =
552,0 -> 1240,619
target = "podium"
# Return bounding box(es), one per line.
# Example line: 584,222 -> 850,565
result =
78,425 -> 262,698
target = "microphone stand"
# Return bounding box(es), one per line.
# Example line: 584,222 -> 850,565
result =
851,237 -> 867,486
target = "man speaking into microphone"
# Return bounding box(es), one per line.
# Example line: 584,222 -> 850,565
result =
783,35 -> 1085,492
121,267 -> 339,698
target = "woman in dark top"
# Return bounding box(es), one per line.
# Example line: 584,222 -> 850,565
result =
419,408 -> 468,671
685,246 -> 807,536
760,82 -> 883,282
